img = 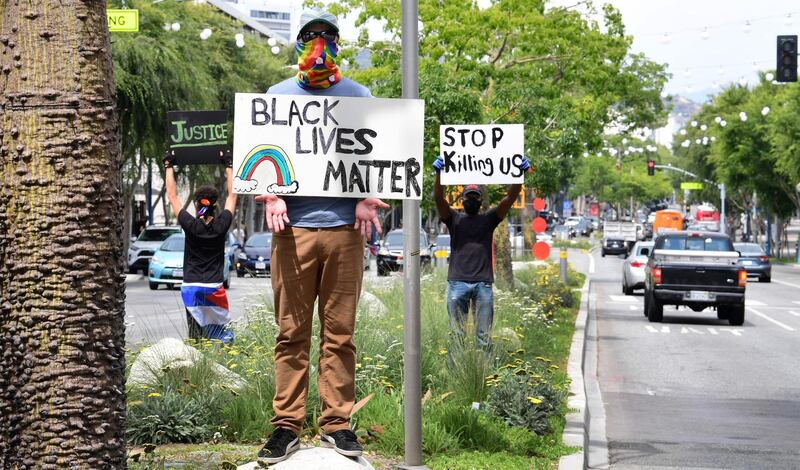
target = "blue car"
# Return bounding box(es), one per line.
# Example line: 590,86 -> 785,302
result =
237,232 -> 272,277
148,234 -> 231,290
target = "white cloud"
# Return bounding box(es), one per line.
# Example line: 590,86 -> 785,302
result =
233,177 -> 259,193
267,181 -> 299,195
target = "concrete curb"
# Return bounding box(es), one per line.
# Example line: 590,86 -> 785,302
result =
558,278 -> 590,470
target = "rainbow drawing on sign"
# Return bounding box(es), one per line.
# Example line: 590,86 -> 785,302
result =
234,144 -> 299,194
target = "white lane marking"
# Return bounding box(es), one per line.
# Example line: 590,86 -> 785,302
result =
646,389 -> 655,396
746,299 -> 766,306
645,325 -> 671,333
680,327 -> 705,335
790,310 -> 800,317
708,327 -> 719,335
774,279 -> 800,290
609,295 -> 637,303
792,301 -> 800,306
588,252 -> 596,274
746,307 -> 796,332
720,328 -> 743,336
629,305 -> 639,311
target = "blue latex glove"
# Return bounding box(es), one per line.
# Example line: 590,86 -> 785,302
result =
432,156 -> 445,172
519,155 -> 531,172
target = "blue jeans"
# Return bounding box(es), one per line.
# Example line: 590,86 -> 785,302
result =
447,281 -> 494,349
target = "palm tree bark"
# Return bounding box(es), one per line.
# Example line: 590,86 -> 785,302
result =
0,1 -> 126,468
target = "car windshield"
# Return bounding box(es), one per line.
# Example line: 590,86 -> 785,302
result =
138,228 -> 180,242
246,233 -> 272,247
436,235 -> 451,246
384,232 -> 428,248
160,237 -> 185,252
734,244 -> 764,255
658,235 -> 733,251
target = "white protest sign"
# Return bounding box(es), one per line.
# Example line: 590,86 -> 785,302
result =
439,124 -> 525,185
233,93 -> 424,200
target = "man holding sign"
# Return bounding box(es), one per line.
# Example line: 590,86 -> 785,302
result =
433,124 -> 529,351
251,9 -> 392,464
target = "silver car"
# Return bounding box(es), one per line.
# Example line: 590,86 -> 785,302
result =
622,241 -> 654,295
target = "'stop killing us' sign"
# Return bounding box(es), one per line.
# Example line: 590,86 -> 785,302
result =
232,93 -> 425,200
439,124 -> 525,185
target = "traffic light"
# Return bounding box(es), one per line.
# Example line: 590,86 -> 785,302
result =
647,160 -> 655,176
777,35 -> 798,83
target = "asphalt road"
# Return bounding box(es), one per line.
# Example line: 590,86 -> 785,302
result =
124,257 -> 397,346
591,253 -> 800,469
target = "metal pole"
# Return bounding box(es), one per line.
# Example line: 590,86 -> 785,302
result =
560,247 -> 568,283
146,160 -> 153,225
719,183 -> 726,235
400,1 -> 426,469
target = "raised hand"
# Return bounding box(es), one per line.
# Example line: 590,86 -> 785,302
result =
255,194 -> 290,233
432,156 -> 445,172
355,198 -> 390,237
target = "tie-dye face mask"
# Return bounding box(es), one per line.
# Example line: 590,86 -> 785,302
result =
295,37 -> 341,90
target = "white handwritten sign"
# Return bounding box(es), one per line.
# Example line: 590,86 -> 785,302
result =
232,93 -> 424,200
439,124 -> 525,185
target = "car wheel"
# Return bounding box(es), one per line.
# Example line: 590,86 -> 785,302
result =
149,282 -> 158,290
377,266 -> 387,277
643,290 -> 650,317
647,292 -> 663,322
223,278 -> 230,289
601,251 -> 606,257
623,283 -> 632,296
129,267 -> 139,274
761,276 -> 771,283
236,270 -> 244,278
717,306 -> 730,320
728,304 -> 745,326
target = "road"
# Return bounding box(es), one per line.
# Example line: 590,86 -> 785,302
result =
591,253 -> 800,469
124,258 -> 393,346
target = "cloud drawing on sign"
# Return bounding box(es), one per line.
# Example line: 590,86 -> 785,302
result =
233,177 -> 259,193
267,181 -> 299,195
235,144 -> 299,194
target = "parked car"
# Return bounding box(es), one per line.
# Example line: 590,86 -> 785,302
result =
236,232 -> 272,277
645,231 -> 745,325
225,233 -> 242,271
434,234 -> 451,262
734,242 -> 771,282
128,225 -> 182,274
148,234 -> 231,290
377,229 -> 432,276
602,237 -> 627,257
622,241 -> 654,294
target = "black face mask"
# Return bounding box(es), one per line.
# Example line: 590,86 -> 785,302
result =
463,199 -> 481,215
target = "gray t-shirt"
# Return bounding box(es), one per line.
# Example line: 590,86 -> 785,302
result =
266,77 -> 373,228
443,208 -> 502,283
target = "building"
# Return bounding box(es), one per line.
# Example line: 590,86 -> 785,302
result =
219,0 -> 297,42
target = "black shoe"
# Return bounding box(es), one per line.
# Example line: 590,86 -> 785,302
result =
320,429 -> 363,457
258,428 -> 300,464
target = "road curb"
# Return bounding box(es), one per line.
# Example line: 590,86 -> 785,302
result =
558,278 -> 589,470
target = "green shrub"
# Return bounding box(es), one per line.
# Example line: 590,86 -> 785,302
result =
127,386 -> 220,445
484,367 -> 564,435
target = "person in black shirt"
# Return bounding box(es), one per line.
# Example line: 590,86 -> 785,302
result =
432,157 -> 528,349
164,150 -> 237,342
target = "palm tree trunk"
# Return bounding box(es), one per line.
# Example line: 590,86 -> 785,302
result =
0,1 -> 126,468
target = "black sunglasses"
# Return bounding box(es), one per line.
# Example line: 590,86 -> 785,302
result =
299,30 -> 338,43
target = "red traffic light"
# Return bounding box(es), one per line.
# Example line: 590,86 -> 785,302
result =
647,160 -> 655,176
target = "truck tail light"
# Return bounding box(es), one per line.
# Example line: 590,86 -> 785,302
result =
738,269 -> 747,287
653,267 -> 662,285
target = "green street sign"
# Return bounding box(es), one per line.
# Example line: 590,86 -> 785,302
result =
681,182 -> 704,190
108,9 -> 139,32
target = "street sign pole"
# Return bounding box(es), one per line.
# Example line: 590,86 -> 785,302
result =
400,1 -> 427,469
720,183 -> 726,235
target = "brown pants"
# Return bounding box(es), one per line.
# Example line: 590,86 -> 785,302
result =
270,226 -> 364,434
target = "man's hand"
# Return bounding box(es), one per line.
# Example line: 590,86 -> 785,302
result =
432,156 -> 445,173
255,194 -> 290,233
355,198 -> 390,237
220,149 -> 233,169
164,149 -> 176,169
519,155 -> 531,173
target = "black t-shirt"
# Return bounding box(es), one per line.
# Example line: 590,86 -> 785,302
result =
443,208 -> 502,283
178,209 -> 233,284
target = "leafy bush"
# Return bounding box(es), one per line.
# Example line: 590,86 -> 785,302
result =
484,367 -> 564,435
127,386 -> 220,445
